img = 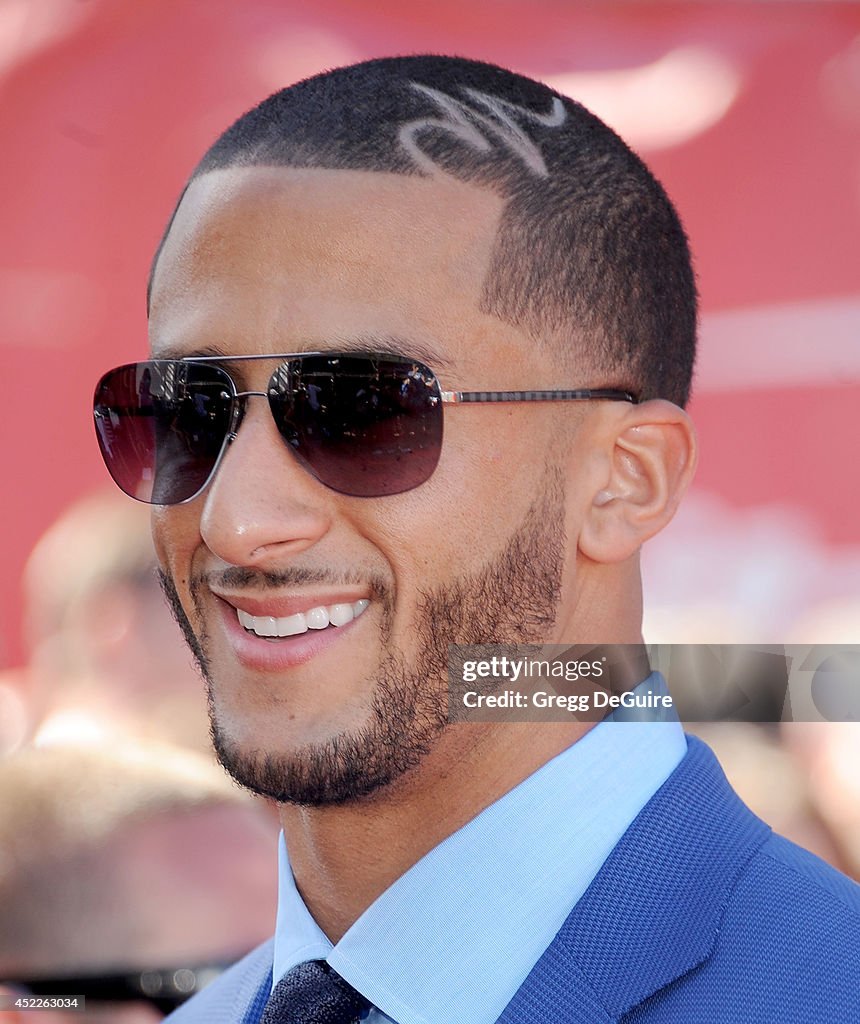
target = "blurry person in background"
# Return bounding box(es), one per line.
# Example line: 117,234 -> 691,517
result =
0,670 -> 28,756
21,490 -> 210,751
783,600 -> 860,880
0,740 -> 277,1022
782,722 -> 860,881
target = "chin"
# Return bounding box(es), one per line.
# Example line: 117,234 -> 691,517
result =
208,689 -> 443,807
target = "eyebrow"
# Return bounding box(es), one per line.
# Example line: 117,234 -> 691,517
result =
151,336 -> 454,373
151,342 -> 226,360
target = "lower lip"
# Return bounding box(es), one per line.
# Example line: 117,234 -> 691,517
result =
216,598 -> 368,672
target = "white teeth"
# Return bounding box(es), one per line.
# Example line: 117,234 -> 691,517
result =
328,603 -> 354,627
237,598 -> 369,638
306,606 -> 330,630
276,613 -> 308,637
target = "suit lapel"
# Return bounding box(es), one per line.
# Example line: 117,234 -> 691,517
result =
497,737 -> 771,1023
496,939 -> 615,1023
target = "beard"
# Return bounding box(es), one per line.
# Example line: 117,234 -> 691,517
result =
159,466 -> 566,806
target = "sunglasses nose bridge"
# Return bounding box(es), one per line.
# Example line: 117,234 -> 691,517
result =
233,390 -> 270,400
226,389 -> 270,444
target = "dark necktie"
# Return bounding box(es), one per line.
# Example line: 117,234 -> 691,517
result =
259,960 -> 372,1024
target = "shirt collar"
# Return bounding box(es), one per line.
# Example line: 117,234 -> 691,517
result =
274,673 -> 686,1024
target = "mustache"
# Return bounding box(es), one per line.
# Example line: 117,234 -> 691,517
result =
193,564 -> 390,598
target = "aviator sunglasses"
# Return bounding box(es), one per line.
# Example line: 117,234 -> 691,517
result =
93,351 -> 638,505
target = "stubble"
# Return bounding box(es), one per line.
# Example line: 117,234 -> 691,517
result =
158,467 -> 566,806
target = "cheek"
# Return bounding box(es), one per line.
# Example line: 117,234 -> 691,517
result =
443,406 -> 556,514
150,504 -> 201,589
361,411 -> 556,593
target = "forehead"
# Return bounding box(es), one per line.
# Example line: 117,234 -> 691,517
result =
148,165 -> 508,362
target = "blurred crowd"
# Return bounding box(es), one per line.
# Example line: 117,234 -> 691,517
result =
0,491 -> 858,1021
0,492 -> 279,1022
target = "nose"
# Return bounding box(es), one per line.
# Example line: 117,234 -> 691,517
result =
199,397 -> 333,568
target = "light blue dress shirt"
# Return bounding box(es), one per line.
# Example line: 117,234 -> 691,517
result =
273,673 -> 686,1024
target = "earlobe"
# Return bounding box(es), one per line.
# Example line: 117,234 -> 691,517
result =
579,400 -> 697,563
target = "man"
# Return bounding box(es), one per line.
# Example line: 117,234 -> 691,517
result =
92,56 -> 859,1022
0,741 -> 277,1022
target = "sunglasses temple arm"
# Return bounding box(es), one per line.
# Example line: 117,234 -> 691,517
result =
440,389 -> 638,404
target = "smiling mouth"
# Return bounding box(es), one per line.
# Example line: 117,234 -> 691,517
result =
236,599 -> 370,639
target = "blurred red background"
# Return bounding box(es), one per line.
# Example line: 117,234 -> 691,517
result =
2,0 -> 859,668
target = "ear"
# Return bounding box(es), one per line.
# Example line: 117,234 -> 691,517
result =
578,399 -> 697,563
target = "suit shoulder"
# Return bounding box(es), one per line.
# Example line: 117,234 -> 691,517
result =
705,833 -> 860,1005
735,830 -> 860,937
163,939 -> 273,1024
620,838 -> 860,1021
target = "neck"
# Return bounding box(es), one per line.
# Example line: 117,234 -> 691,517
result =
279,718 -> 592,942
281,566 -> 646,942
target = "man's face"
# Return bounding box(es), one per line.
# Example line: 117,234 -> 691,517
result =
149,166 -> 591,804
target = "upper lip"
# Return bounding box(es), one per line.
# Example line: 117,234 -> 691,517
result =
211,590 -> 370,619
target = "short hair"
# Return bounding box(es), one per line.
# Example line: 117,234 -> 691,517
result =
150,55 -> 696,406
0,741 -> 254,971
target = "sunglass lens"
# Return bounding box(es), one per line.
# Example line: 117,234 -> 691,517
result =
93,361 -> 233,504
269,354 -> 443,496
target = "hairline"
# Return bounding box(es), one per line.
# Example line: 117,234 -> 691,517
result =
146,161 -> 597,384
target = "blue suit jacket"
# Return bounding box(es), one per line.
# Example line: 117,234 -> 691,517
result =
166,737 -> 860,1022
